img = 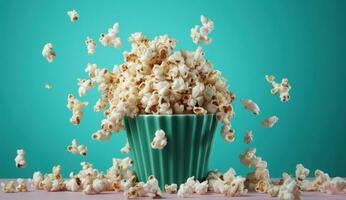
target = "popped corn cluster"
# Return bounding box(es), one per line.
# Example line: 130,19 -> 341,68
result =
241,99 -> 260,115
99,22 -> 121,48
66,94 -> 88,125
69,30 -> 235,143
151,129 -> 167,150
243,130 -> 253,144
67,10 -> 79,22
67,139 -> 88,156
121,140 -> 131,154
14,149 -> 26,168
191,15 -> 214,45
42,43 -> 56,63
206,168 -> 248,197
262,115 -> 279,128
177,176 -> 209,197
265,75 -> 291,102
85,37 -> 97,54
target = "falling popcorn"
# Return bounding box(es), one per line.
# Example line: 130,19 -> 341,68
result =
85,37 -> 96,54
67,139 -> 88,156
241,99 -> 260,115
99,22 -> 121,48
42,43 -> 56,62
191,15 -> 214,45
14,149 -> 26,168
265,75 -> 291,102
67,10 -> 79,22
151,129 -> 167,150
262,116 -> 279,128
121,140 -> 131,154
66,94 -> 88,125
44,83 -> 52,90
243,130 -> 253,144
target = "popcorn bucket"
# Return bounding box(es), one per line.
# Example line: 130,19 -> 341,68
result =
124,114 -> 217,189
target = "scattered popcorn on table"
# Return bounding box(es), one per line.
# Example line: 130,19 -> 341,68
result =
224,176 -> 248,197
143,175 -> 162,198
278,173 -> 301,200
31,171 -> 44,189
241,98 -> 260,115
64,172 -> 81,192
85,37 -> 96,54
67,139 -> 88,156
121,140 -> 131,154
1,181 -> 16,193
265,75 -> 291,102
262,115 -> 279,128
243,130 -> 253,144
66,94 -> 88,125
191,15 -> 214,45
44,83 -> 52,90
99,22 -> 121,48
151,129 -> 167,150
42,43 -> 56,62
195,180 -> 209,195
67,10 -> 79,22
164,183 -> 177,194
16,178 -> 28,192
14,149 -> 26,168
320,177 -> 346,195
295,163 -> 310,183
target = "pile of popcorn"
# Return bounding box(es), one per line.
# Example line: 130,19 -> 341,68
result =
66,15 -> 236,144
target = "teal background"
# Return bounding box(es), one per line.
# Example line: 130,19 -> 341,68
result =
0,0 -> 345,178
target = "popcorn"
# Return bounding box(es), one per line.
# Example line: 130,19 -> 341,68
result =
42,43 -> 56,62
31,171 -> 44,189
295,164 -> 310,182
99,22 -> 121,48
67,10 -> 79,22
85,37 -> 96,54
64,172 -> 81,192
71,32 -> 234,141
1,181 -> 16,193
66,94 -> 88,125
165,183 -> 178,194
267,184 -> 280,197
191,15 -> 214,45
16,178 -> 28,192
78,79 -> 93,97
265,75 -> 291,102
278,174 -> 301,200
320,177 -> 346,195
121,140 -> 131,154
262,115 -> 279,128
151,129 -> 167,150
143,175 -> 161,198
241,99 -> 260,115
177,183 -> 193,198
67,139 -> 88,156
239,148 -> 257,168
15,149 -> 26,168
243,130 -> 253,144
44,83 -> 53,90
239,148 -> 271,192
310,169 -> 331,191
194,180 -> 209,195
223,176 -> 248,197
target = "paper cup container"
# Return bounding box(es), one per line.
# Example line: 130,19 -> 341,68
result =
123,114 -> 217,189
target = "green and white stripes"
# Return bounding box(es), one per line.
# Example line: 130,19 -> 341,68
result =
124,114 -> 217,189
